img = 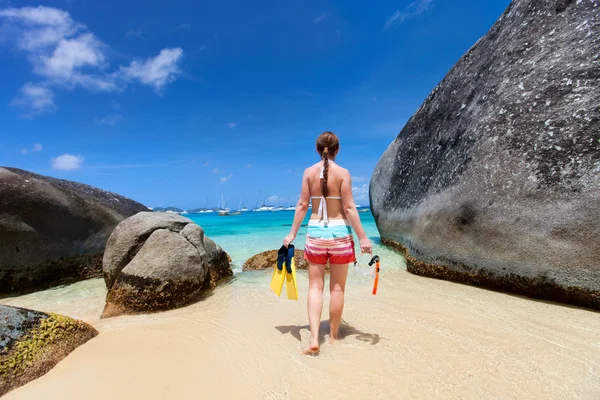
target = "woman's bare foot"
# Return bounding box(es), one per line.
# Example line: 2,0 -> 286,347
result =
302,335 -> 320,355
302,346 -> 319,356
330,326 -> 340,343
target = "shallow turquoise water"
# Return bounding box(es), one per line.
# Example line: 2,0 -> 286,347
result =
186,209 -> 406,273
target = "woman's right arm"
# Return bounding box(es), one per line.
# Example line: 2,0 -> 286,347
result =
283,169 -> 311,247
340,171 -> 372,254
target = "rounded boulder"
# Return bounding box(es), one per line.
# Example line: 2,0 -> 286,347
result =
101,212 -> 232,318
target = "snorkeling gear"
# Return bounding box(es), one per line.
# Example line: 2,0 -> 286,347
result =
270,244 -> 299,300
369,255 -> 380,295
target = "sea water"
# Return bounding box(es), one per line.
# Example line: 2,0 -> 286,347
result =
186,208 -> 407,276
2,208 -> 406,319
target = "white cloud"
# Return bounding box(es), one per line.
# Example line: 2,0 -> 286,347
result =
120,48 -> 183,93
0,6 -> 184,115
51,153 -> 84,170
94,114 -> 123,126
203,161 -> 210,166
384,10 -> 402,30
246,163 -> 252,168
125,29 -> 142,39
313,13 -> 328,23
220,174 -> 232,183
266,195 -> 284,204
352,184 -> 369,202
212,168 -> 220,174
21,142 -> 43,154
384,0 -> 434,30
226,122 -> 237,128
37,33 -> 106,81
11,83 -> 56,117
0,6 -> 80,51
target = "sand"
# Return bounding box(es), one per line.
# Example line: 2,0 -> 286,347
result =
2,268 -> 600,399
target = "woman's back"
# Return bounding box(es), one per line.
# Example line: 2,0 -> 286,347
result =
306,160 -> 348,221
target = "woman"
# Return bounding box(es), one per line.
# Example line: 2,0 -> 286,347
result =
283,131 -> 372,355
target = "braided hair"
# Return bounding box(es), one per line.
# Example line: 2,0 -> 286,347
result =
316,131 -> 340,197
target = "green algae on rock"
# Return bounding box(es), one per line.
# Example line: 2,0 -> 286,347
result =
0,305 -> 98,397
381,238 -> 600,310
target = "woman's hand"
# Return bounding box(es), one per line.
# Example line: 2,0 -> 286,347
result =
359,237 -> 372,255
283,233 -> 296,247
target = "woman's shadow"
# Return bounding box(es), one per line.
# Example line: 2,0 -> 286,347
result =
275,319 -> 382,346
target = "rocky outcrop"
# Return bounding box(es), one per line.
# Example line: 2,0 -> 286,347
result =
0,305 -> 98,396
370,0 -> 600,309
243,249 -> 325,271
101,212 -> 232,318
0,167 -> 149,296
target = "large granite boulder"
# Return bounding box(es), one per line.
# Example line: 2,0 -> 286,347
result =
0,167 -> 149,296
101,212 -> 232,318
370,0 -> 600,309
0,305 -> 98,396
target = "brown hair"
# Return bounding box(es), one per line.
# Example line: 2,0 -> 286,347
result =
316,131 -> 340,196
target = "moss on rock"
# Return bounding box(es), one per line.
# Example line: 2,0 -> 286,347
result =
0,308 -> 98,396
381,238 -> 600,311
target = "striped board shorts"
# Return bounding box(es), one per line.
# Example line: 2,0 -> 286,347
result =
304,219 -> 356,265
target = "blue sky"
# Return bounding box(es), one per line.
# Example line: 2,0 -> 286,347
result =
0,0 -> 510,209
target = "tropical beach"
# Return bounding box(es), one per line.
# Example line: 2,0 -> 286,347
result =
3,212 -> 600,399
3,264 -> 600,399
2,0 -> 600,398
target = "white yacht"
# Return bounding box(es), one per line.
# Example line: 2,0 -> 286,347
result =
253,205 -> 274,212
217,194 -> 230,216
238,197 -> 249,212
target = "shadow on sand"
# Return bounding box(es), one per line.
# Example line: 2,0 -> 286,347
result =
275,319 -> 382,346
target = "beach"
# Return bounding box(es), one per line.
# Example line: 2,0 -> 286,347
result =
3,211 -> 600,400
2,0 -> 599,398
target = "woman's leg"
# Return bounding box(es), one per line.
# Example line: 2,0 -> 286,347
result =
306,262 -> 326,353
329,263 -> 349,340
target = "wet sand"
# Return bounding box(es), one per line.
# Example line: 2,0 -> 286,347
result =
3,268 -> 600,399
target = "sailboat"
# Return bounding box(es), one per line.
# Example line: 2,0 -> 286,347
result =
217,194 -> 230,216
253,192 -> 274,212
238,197 -> 249,212
197,197 -> 214,213
271,197 -> 284,212
284,196 -> 297,211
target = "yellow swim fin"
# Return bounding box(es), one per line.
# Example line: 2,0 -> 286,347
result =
270,246 -> 287,296
285,252 -> 299,300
